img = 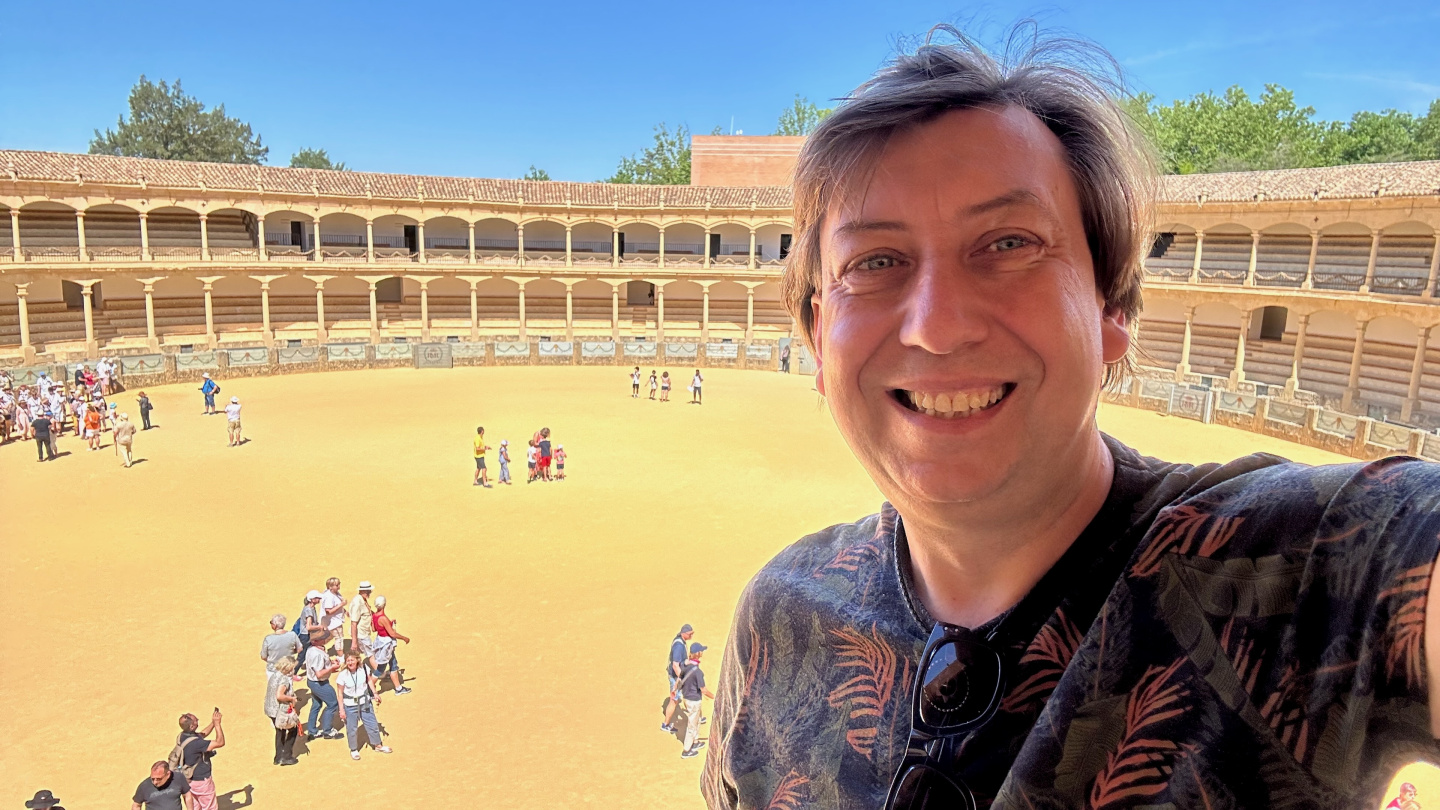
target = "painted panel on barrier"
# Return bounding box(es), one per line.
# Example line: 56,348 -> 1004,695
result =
746,344 -> 773,360
581,341 -> 616,358
539,341 -> 574,356
175,352 -> 219,371
119,354 -> 166,375
1368,421 -> 1411,450
1315,410 -> 1357,439
1422,434 -> 1440,463
1167,386 -> 1212,422
416,344 -> 453,368
279,346 -> 320,364
706,343 -> 738,359
326,344 -> 367,362
10,366 -> 48,385
1216,391 -> 1258,415
494,341 -> 530,357
374,344 -> 412,361
1139,379 -> 1174,401
449,342 -> 488,359
1267,401 -> 1308,425
624,341 -> 656,357
228,348 -> 270,366
665,342 -> 698,359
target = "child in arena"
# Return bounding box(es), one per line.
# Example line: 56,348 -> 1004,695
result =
554,445 -> 566,480
498,440 -> 511,485
526,440 -> 539,483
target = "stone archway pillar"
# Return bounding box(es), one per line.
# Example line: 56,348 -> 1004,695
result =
1341,319 -> 1370,411
1284,313 -> 1310,396
1402,326 -> 1431,422
198,276 -> 224,347
1175,306 -> 1196,382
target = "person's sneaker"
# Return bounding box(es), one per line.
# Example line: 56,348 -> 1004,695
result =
693,741 -> 707,750
681,748 -> 700,758
375,746 -> 393,754
393,686 -> 412,695
350,750 -> 361,760
326,730 -> 345,740
700,717 -> 709,724
660,723 -> 675,733
280,757 -> 299,766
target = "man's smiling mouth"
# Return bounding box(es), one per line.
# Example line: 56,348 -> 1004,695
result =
892,383 -> 1014,419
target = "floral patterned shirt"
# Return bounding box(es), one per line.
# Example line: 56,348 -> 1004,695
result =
703,436 -> 1439,809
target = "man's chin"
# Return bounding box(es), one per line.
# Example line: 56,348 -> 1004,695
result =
883,460 -> 1011,510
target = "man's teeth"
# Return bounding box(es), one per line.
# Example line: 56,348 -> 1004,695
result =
903,385 -> 1006,419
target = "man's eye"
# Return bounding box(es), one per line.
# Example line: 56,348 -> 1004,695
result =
855,254 -> 899,271
990,236 -> 1032,252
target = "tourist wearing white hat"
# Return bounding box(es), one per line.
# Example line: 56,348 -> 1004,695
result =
224,396 -> 242,446
498,439 -> 511,485
295,591 -> 324,679
347,581 -> 375,659
113,412 -> 136,467
199,373 -> 219,415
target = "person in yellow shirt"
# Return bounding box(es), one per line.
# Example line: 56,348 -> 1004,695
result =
472,426 -> 491,488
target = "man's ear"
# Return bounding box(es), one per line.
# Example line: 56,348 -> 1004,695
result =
1100,305 -> 1131,365
810,293 -> 825,396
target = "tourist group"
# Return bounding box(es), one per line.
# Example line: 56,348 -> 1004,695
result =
472,424 -> 566,487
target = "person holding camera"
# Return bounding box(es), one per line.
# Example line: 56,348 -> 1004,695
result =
337,650 -> 393,760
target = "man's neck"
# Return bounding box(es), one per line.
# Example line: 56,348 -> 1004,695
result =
902,432 -> 1115,628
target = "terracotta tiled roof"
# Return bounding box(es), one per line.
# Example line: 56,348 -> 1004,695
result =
0,150 -> 792,210
3,150 -> 1438,208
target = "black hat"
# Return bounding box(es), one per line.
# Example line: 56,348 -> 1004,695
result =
26,790 -> 63,809
679,624 -> 694,634
690,642 -> 708,654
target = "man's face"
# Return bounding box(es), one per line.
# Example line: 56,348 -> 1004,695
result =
812,106 -> 1128,512
682,631 -> 694,641
150,767 -> 169,787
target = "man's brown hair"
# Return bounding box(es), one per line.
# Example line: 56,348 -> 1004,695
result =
783,24 -> 1156,382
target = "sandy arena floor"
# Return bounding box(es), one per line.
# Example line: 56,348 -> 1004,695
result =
0,366 -> 1427,809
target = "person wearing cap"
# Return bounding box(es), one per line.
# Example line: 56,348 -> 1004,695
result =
25,789 -> 64,810
131,761 -> 188,810
224,396 -> 242,446
295,590 -> 324,678
114,411 -> 136,467
661,624 -> 695,733
321,577 -> 346,653
348,581 -> 375,658
261,614 -> 302,681
498,439 -> 512,485
198,373 -> 219,415
554,444 -> 567,480
370,595 -> 412,695
677,642 -> 714,758
30,408 -> 55,462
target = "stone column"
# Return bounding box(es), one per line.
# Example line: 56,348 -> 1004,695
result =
9,208 -> 20,262
81,281 -> 97,352
252,275 -> 281,342
747,229 -> 757,270
305,275 -> 333,341
565,226 -> 573,267
140,277 -> 164,351
1175,306 -> 1195,382
609,280 -> 622,340
459,276 -> 486,341
658,229 -> 666,269
313,219 -> 323,263
357,275 -> 387,343
418,222 -> 427,263
366,219 -> 375,263
742,282 -> 760,339
1188,231 -> 1204,283
1360,229 -> 1380,293
76,211 -> 88,260
700,281 -> 715,342
1302,230 -> 1319,289
1285,313 -> 1310,395
200,214 -> 211,261
257,217 -> 268,261
560,280 -> 576,340
468,222 -> 477,265
517,280 -> 527,339
1244,231 -> 1259,287
612,230 -> 620,268
1342,319 -> 1369,411
15,283 -> 34,361
516,225 -> 525,268
650,280 -> 668,341
419,279 -> 431,341
1426,234 -> 1440,299
139,212 -> 151,261
198,276 -> 223,347
1402,325 -> 1431,422
703,229 -> 712,269
1228,310 -> 1249,387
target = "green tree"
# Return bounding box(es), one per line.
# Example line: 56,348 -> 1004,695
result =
290,147 -> 347,171
90,76 -> 267,164
774,95 -> 833,136
605,123 -> 691,184
522,165 -> 551,181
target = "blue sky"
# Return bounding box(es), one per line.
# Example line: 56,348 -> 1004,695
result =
1,0 -> 1435,181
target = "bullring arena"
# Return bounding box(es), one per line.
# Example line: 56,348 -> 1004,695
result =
1,149 -> 1439,807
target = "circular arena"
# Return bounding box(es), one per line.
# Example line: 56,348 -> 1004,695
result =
2,152 -> 1440,808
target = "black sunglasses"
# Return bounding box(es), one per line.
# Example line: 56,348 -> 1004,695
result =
884,621 -> 1006,810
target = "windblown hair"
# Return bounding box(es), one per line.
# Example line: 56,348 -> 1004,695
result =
783,24 -> 1156,382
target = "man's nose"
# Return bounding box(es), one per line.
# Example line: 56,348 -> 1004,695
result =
897,260 -> 989,355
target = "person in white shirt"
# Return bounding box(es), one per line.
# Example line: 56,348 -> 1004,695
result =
630,367 -> 642,398
321,577 -> 346,652
224,396 -> 242,447
336,650 -> 392,760
690,370 -> 704,405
